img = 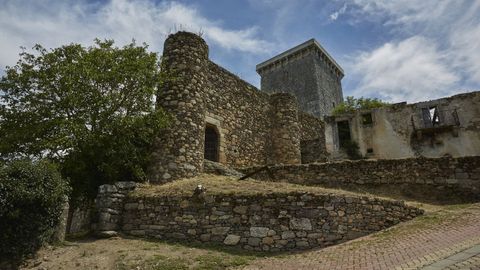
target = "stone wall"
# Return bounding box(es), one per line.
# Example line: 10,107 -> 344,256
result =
116,192 -> 422,252
204,62 -> 272,167
269,93 -> 301,164
149,32 -> 325,183
95,182 -> 137,235
299,111 -> 328,163
149,32 -> 209,182
67,201 -> 95,235
243,156 -> 480,201
257,41 -> 343,118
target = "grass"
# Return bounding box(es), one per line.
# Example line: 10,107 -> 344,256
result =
134,174 -> 389,200
194,254 -> 255,270
115,249 -> 258,270
111,235 -> 270,270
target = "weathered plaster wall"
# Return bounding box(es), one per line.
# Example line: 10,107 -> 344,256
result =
243,156 -> 480,201
95,188 -> 422,252
326,92 -> 480,159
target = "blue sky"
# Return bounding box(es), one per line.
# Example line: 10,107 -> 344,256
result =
1,0 -> 479,102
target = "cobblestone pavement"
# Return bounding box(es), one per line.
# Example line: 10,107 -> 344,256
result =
424,245 -> 480,270
241,204 -> 480,270
445,254 -> 480,270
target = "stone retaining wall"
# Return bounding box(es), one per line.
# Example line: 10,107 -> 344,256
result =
243,156 -> 480,200
110,191 -> 422,252
95,182 -> 137,234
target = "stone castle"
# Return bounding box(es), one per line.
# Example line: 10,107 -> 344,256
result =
88,31 -> 480,253
148,31 -> 480,183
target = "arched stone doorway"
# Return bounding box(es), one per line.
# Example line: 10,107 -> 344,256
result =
204,125 -> 219,162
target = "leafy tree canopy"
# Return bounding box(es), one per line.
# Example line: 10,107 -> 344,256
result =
332,96 -> 389,116
0,39 -> 170,200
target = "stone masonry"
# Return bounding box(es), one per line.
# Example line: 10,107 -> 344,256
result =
95,181 -> 137,235
257,39 -> 344,118
299,111 -> 328,163
94,185 -> 423,252
148,32 -> 328,183
243,156 -> 480,201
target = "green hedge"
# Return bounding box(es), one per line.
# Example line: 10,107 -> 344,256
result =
0,160 -> 70,265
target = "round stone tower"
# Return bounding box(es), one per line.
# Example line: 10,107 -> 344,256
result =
149,32 -> 209,183
269,93 -> 302,164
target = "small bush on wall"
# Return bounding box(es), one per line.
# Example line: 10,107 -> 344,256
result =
0,160 -> 70,267
332,96 -> 388,115
342,140 -> 363,160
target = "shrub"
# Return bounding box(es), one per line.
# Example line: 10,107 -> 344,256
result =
332,96 -> 388,115
0,160 -> 70,266
342,140 -> 363,160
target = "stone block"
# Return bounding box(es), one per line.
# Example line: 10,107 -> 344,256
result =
296,240 -> 309,248
248,237 -> 261,247
200,233 -> 211,242
115,181 -> 137,190
446,178 -> 459,184
250,227 -> 270,237
130,230 -> 145,236
281,231 -> 296,239
211,226 -> 230,235
290,218 -> 312,231
96,231 -> 118,238
233,206 -> 248,214
124,203 -> 138,210
262,237 -> 274,245
224,234 -> 241,245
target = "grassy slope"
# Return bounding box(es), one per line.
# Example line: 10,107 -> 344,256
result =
134,174 -> 389,199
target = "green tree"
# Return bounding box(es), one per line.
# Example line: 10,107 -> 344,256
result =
332,96 -> 388,115
0,40 -> 169,200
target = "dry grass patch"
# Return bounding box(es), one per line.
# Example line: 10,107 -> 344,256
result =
134,174 -> 386,199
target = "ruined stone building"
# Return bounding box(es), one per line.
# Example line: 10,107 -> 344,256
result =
149,31 -> 480,183
149,32 -> 327,183
325,91 -> 480,159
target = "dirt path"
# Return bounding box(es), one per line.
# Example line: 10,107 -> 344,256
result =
21,237 -> 261,270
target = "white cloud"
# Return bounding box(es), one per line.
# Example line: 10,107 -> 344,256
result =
450,24 -> 480,84
350,36 -> 460,102
330,4 -> 347,21
343,0 -> 480,101
0,0 -> 272,72
349,0 -> 460,27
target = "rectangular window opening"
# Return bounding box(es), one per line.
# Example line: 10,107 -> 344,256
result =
362,113 -> 373,125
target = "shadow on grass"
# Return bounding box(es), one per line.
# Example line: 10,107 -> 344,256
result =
122,234 -> 282,258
